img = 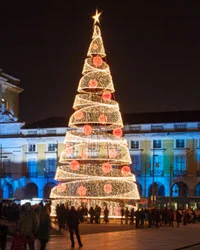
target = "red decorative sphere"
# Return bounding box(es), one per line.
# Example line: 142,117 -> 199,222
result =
57,183 -> 67,192
88,79 -> 98,88
113,128 -> 123,137
70,160 -> 80,171
102,162 -> 112,174
83,124 -> 93,136
98,114 -> 107,124
104,184 -> 112,194
102,91 -> 112,100
121,166 -> 131,176
92,43 -> 98,50
93,55 -> 103,67
77,186 -> 87,196
74,111 -> 84,120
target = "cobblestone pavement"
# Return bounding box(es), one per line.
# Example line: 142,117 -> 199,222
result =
5,222 -> 200,250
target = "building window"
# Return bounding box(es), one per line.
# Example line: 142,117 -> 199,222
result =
46,158 -> 56,172
130,155 -> 140,175
153,140 -> 162,149
130,141 -> 139,149
28,144 -> 36,152
176,139 -> 185,148
27,158 -> 37,173
174,155 -> 186,175
48,143 -> 57,152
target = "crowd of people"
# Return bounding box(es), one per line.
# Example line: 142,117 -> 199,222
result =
0,201 -> 52,250
1,200 -> 200,249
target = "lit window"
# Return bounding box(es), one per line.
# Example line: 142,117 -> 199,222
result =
48,143 -> 56,152
130,141 -> 139,149
176,139 -> 185,148
28,144 -> 36,152
153,140 -> 162,149
46,158 -> 56,172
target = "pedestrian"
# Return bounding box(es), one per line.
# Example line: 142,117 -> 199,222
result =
17,202 -> 39,250
120,207 -> 125,224
89,206 -> 95,224
36,205 -> 51,250
0,217 -> 8,250
125,207 -> 129,224
103,206 -> 109,224
68,206 -> 83,248
130,207 -> 134,224
11,229 -> 26,250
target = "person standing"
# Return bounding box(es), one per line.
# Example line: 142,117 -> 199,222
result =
103,206 -> 109,224
17,202 -> 39,250
10,229 -> 26,250
0,217 -> 8,250
120,207 -> 125,224
36,205 -> 51,250
68,206 -> 83,248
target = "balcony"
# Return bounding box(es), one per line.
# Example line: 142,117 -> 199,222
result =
150,170 -> 164,176
173,170 -> 187,176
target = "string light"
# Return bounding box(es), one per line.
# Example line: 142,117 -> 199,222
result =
50,10 -> 140,215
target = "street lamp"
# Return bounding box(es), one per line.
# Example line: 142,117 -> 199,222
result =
169,164 -> 173,207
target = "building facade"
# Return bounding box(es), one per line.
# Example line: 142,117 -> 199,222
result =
1,69 -> 200,209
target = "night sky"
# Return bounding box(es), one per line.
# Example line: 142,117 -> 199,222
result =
0,1 -> 200,124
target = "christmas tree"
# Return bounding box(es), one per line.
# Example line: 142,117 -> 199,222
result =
50,10 -> 140,216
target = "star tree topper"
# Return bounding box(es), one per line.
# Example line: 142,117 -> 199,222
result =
92,9 -> 102,25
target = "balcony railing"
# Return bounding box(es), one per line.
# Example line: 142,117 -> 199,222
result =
173,170 -> 187,176
150,170 -> 164,176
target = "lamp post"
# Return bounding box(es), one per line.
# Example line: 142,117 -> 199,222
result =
169,164 -> 172,207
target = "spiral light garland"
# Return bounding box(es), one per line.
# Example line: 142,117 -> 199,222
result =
50,10 -> 140,215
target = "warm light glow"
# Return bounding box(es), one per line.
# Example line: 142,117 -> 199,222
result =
50,10 -> 140,215
92,9 -> 102,25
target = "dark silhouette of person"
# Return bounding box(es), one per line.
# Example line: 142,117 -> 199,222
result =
0,217 -> 8,250
68,206 -> 83,248
103,206 -> 109,224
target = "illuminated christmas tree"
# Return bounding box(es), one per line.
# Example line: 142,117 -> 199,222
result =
50,10 -> 140,215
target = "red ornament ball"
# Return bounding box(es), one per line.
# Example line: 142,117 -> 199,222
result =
102,91 -> 112,100
113,128 -> 123,137
83,124 -> 93,136
104,184 -> 112,194
70,160 -> 80,171
98,114 -> 107,124
102,162 -> 112,174
74,111 -> 84,120
93,55 -> 103,67
88,79 -> 98,88
57,183 -> 67,192
121,166 -> 131,176
92,43 -> 98,50
77,186 -> 87,196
